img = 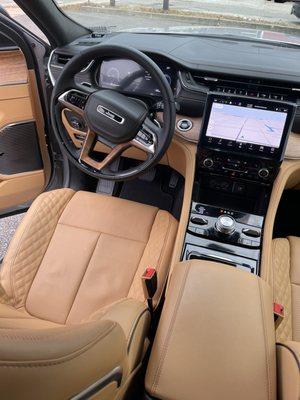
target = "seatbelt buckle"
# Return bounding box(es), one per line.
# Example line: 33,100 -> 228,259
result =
142,267 -> 157,300
142,268 -> 157,314
274,302 -> 284,328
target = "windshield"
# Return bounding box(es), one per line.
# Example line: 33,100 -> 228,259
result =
53,0 -> 300,44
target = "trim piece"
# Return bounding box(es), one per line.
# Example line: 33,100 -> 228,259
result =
71,366 -> 122,400
277,343 -> 300,370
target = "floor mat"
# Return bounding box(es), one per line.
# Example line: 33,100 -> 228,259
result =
119,165 -> 184,218
273,189 -> 300,238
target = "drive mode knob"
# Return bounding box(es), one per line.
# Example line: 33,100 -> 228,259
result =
203,158 -> 214,168
258,168 -> 270,179
215,215 -> 236,235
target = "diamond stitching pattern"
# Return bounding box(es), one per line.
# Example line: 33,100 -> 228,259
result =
1,189 -> 74,307
273,238 -> 292,342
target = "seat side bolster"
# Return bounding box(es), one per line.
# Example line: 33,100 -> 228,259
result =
272,238 -> 292,342
277,341 -> 300,400
0,319 -> 128,400
0,188 -> 75,307
128,210 -> 178,306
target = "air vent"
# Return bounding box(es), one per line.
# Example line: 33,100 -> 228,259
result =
56,54 -> 72,65
48,51 -> 94,85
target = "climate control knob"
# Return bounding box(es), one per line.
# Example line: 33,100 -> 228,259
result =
203,158 -> 214,168
258,168 -> 270,179
215,215 -> 236,235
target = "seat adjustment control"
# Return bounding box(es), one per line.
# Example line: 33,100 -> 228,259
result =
242,228 -> 261,238
191,216 -> 208,226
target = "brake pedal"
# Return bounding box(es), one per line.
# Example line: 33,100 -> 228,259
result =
96,158 -> 120,195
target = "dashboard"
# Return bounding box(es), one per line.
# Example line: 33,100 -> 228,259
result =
48,31 -> 300,140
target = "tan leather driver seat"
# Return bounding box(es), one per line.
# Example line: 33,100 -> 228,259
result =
272,237 -> 300,399
0,189 -> 178,400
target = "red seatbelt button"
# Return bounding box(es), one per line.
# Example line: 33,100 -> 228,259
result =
274,303 -> 284,318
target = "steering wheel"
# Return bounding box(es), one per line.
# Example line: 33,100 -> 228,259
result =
50,44 -> 176,181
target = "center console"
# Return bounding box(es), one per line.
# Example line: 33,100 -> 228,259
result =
182,92 -> 296,274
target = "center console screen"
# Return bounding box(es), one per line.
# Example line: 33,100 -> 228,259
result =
201,93 -> 295,159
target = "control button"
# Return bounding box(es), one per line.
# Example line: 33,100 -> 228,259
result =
191,216 -> 208,226
177,119 -> 193,132
203,158 -> 214,168
241,239 -> 252,246
74,133 -> 86,141
258,168 -> 270,179
188,226 -> 197,234
242,228 -> 261,238
215,215 -> 236,235
196,228 -> 205,236
233,182 -> 246,195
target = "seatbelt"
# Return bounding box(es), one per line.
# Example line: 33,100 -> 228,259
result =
141,267 -> 157,316
274,302 -> 284,328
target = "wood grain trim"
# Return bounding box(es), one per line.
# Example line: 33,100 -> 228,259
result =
0,50 -> 28,86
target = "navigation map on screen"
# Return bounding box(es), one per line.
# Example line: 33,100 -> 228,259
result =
206,102 -> 288,148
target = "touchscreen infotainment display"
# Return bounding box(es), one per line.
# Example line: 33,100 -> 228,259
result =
201,94 -> 295,159
207,101 -> 287,149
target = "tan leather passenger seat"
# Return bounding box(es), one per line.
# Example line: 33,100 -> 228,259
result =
0,189 -> 178,399
272,237 -> 300,400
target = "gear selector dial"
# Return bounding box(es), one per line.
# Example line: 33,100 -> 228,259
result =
215,215 -> 236,235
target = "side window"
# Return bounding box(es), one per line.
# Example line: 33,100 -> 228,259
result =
1,1 -> 49,43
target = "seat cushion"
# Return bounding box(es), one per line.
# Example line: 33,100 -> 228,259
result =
0,189 -> 177,324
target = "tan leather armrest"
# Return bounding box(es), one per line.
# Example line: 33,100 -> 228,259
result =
0,319 -> 127,399
277,341 -> 300,400
146,260 -> 276,400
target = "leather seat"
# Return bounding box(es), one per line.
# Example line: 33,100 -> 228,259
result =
0,189 -> 178,400
272,237 -> 300,399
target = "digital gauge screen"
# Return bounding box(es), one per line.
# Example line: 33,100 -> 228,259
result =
98,58 -> 176,96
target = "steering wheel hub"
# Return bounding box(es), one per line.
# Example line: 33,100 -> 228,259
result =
84,89 -> 148,144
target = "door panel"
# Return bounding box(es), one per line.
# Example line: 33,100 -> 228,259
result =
0,49 -> 50,213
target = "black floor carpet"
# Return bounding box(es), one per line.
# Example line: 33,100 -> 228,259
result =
273,189 -> 300,238
118,165 -> 184,219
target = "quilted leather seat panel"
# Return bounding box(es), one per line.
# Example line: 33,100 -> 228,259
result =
272,238 -> 292,342
0,188 -> 75,308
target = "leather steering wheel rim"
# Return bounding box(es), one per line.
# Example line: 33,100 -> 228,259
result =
50,44 -> 176,181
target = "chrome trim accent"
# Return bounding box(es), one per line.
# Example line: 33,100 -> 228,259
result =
177,118 -> 193,132
48,50 -> 94,86
131,130 -> 156,154
0,119 -> 35,133
47,49 -> 56,86
58,89 -> 88,117
71,366 -> 122,400
96,104 -> 125,125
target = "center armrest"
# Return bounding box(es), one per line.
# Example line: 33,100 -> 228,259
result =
146,260 -> 276,400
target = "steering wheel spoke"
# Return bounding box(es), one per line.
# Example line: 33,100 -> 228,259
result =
131,117 -> 160,154
79,130 -> 130,171
58,89 -> 90,117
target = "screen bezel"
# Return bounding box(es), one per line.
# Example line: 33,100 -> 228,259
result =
199,93 -> 296,161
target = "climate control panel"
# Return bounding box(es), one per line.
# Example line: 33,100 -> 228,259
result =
198,149 -> 278,183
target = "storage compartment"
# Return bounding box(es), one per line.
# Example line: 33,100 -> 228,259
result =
146,260 -> 276,400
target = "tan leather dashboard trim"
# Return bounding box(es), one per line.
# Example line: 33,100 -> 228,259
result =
0,50 -> 28,86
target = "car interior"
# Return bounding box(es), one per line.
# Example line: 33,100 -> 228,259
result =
0,1 -> 300,399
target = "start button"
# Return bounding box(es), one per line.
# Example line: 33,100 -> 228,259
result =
177,119 -> 193,132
